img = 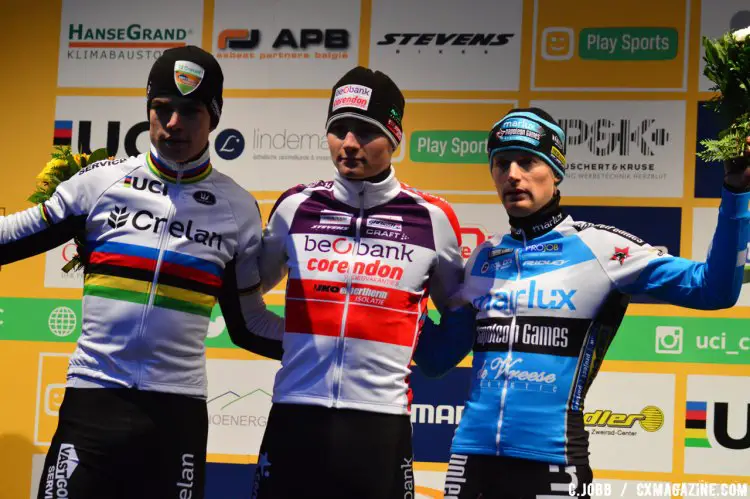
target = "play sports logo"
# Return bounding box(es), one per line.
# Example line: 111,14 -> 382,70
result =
541,26 -> 677,61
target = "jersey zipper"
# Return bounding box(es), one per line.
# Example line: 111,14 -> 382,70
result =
134,170 -> 182,387
495,229 -> 526,454
331,188 -> 365,407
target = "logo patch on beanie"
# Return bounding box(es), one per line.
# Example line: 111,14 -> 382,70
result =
332,84 -> 372,112
174,60 -> 205,96
387,119 -> 403,142
496,118 -> 544,147
550,146 -> 566,167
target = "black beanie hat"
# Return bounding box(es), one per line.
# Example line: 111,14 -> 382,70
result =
147,45 -> 224,129
325,66 -> 405,149
487,107 -> 567,181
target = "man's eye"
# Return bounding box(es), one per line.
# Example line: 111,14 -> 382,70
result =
354,128 -> 377,138
495,159 -> 511,170
329,125 -> 347,138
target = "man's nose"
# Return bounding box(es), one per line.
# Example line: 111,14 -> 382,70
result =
341,131 -> 361,149
166,111 -> 183,129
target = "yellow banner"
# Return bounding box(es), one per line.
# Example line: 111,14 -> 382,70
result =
532,0 -> 689,90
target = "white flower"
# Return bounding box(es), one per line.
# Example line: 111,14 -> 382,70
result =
732,26 -> 750,42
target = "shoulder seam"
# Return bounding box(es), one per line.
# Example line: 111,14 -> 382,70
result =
90,162 -> 142,214
401,186 -> 461,245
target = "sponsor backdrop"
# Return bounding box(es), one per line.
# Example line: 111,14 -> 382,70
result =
1,0 -> 749,498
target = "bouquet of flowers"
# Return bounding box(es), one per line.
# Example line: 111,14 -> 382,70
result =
29,145 -> 111,272
698,26 -> 750,168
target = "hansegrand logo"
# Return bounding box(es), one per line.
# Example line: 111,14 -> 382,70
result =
68,23 -> 189,42
66,24 -> 190,61
584,406 -> 665,436
106,207 -> 224,249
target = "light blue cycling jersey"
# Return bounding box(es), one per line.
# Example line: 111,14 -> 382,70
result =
416,188 -> 750,465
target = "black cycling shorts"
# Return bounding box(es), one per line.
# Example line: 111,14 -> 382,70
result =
443,453 -> 594,499
251,403 -> 415,499
37,387 -> 208,499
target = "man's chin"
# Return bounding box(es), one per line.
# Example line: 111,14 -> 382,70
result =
504,200 -> 535,217
157,142 -> 192,162
336,164 -> 366,179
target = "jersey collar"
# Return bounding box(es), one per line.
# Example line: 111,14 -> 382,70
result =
332,166 -> 401,209
147,143 -> 213,184
509,191 -> 566,240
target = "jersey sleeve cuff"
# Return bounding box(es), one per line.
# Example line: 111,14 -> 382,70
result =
720,186 -> 750,219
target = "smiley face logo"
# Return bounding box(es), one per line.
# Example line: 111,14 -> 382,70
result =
541,27 -> 575,60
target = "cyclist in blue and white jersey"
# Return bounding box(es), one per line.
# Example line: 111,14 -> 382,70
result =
414,108 -> 750,498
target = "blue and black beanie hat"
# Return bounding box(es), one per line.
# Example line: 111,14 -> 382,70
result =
487,107 -> 567,181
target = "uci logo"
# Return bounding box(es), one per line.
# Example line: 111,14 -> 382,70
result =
56,119 -> 248,160
124,176 -> 168,196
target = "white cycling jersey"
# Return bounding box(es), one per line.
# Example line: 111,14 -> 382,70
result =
0,145 -> 283,398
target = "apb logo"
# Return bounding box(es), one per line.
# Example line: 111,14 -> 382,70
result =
218,28 -> 349,50
686,401 -> 750,450
218,29 -> 260,50
108,206 -> 129,229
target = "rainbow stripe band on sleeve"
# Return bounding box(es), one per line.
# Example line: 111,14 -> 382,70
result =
83,240 -> 223,317
39,204 -> 52,225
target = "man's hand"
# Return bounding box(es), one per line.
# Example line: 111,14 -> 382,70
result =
724,136 -> 750,190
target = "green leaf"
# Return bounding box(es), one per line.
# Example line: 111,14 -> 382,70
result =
87,148 -> 109,164
27,193 -> 48,204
